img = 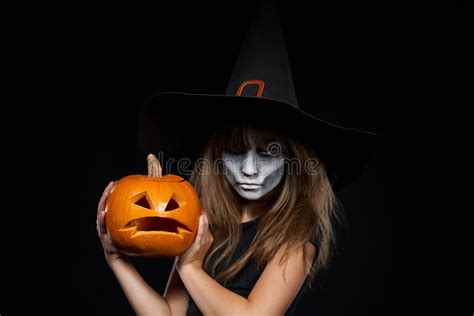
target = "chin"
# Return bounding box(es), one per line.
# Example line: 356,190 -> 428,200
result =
238,191 -> 264,200
241,195 -> 262,201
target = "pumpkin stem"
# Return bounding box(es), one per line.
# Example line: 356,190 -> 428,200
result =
147,154 -> 163,178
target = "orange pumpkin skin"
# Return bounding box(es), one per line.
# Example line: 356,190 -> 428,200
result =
105,174 -> 201,257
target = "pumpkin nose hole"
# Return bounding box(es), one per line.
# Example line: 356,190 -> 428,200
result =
164,198 -> 180,212
135,195 -> 152,209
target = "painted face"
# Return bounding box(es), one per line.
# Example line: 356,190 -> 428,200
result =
222,144 -> 285,200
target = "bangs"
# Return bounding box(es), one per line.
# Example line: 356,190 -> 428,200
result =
213,123 -> 285,155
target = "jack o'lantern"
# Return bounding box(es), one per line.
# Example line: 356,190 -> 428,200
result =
105,153 -> 201,257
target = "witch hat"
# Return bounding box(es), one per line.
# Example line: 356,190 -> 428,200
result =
137,1 -> 376,192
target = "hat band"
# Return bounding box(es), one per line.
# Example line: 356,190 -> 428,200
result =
236,80 -> 265,97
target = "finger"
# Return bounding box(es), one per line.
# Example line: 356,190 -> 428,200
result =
204,216 -> 211,243
99,210 -> 108,235
98,181 -> 114,214
97,181 -> 115,216
97,211 -> 104,235
203,214 -> 209,233
199,214 -> 205,237
204,213 -> 210,231
195,214 -> 205,244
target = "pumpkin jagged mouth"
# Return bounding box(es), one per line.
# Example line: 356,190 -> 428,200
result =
121,217 -> 192,237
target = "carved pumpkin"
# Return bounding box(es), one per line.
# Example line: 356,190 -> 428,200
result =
105,154 -> 201,257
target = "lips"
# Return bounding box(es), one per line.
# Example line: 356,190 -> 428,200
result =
120,217 -> 192,237
238,183 -> 262,190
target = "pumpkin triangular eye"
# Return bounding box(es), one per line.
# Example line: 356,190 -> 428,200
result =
164,195 -> 180,212
134,194 -> 152,209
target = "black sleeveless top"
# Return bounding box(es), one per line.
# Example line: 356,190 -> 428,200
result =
186,216 -> 319,315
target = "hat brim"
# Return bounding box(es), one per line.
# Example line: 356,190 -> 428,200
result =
137,92 -> 376,191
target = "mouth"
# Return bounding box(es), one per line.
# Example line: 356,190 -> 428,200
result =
238,183 -> 262,190
120,217 -> 192,237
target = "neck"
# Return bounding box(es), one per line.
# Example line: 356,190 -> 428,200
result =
238,189 -> 276,220
241,203 -> 261,220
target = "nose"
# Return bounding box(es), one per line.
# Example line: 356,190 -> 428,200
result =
241,151 -> 258,177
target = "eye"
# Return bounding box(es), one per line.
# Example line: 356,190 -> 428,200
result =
226,149 -> 245,155
135,195 -> 152,209
164,194 -> 180,212
257,146 -> 273,157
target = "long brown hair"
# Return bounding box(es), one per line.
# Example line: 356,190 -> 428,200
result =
189,122 -> 343,290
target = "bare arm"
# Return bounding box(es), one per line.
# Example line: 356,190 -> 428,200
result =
163,257 -> 190,316
97,181 -> 175,316
176,212 -> 317,315
107,257 -> 172,316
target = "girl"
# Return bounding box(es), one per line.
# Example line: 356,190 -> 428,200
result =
96,122 -> 341,315
97,3 -> 375,314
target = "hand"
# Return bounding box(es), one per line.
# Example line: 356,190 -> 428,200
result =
176,210 -> 214,270
96,180 -> 126,264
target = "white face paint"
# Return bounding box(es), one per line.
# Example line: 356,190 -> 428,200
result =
222,144 -> 285,200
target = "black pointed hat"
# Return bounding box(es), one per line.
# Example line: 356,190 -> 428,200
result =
137,1 -> 376,191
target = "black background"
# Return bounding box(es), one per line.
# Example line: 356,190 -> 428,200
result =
4,1 -> 473,315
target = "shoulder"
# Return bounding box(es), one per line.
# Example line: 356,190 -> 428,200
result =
308,235 -> 320,262
303,240 -> 318,268
266,240 -> 318,279
246,241 -> 316,315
